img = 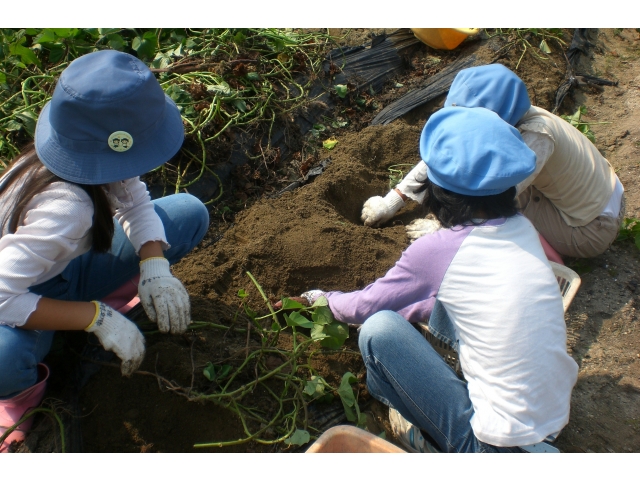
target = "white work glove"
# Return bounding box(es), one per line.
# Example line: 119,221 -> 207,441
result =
86,301 -> 145,376
361,190 -> 405,227
405,216 -> 443,243
301,290 -> 326,305
138,257 -> 191,334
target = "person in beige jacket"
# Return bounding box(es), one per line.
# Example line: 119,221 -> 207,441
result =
362,64 -> 624,259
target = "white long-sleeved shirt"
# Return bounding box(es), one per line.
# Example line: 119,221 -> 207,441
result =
325,215 -> 578,446
0,177 -> 168,327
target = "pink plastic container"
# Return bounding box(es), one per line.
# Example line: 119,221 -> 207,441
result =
306,425 -> 406,453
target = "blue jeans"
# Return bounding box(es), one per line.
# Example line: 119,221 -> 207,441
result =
358,310 -> 522,453
0,193 -> 209,398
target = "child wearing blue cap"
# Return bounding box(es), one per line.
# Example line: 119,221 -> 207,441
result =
0,50 -> 209,451
362,63 -> 624,260
287,107 -> 578,452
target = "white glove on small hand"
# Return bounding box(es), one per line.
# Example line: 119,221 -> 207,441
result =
361,190 -> 405,227
301,290 -> 326,305
139,257 -> 191,334
405,216 -> 443,243
86,301 -> 145,376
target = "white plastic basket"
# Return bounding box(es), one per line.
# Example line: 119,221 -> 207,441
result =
417,261 -> 581,377
550,261 -> 582,313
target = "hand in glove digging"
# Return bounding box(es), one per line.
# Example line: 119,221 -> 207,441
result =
85,301 -> 145,376
361,190 -> 405,227
273,290 -> 326,309
139,257 -> 191,334
405,216 -> 443,243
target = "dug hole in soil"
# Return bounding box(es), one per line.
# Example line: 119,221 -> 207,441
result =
25,28 -> 640,453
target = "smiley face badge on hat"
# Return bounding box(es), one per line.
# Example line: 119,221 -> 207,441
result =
108,131 -> 134,152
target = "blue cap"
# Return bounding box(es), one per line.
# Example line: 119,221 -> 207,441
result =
35,50 -> 184,185
444,64 -> 531,126
420,107 -> 537,196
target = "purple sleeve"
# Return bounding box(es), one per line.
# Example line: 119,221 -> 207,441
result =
325,226 -> 472,324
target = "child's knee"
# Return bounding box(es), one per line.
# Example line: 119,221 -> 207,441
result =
358,311 -> 405,352
177,194 -> 209,230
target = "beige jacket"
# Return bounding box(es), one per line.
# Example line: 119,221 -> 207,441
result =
518,106 -> 616,227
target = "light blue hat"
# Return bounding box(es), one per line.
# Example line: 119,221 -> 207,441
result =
35,50 -> 184,185
444,64 -> 531,126
420,107 -> 536,196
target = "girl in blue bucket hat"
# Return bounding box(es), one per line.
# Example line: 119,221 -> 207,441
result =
361,63 -> 624,260
281,107 -> 578,452
0,50 -> 209,451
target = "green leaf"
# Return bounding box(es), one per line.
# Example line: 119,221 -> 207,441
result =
337,372 -> 358,421
311,296 -> 328,308
98,28 -> 121,36
202,363 -> 215,381
232,99 -> 247,112
16,110 -> 38,137
238,289 -> 248,299
318,321 -> 349,349
334,84 -> 348,98
234,31 -> 247,45
310,323 -> 329,342
207,82 -> 231,96
303,376 -> 328,397
269,38 -> 286,52
52,28 -> 78,38
539,39 -> 551,54
152,52 -> 172,70
203,362 -> 232,382
0,72 -> 6,85
311,305 -> 333,325
246,72 -> 261,81
9,42 -> 40,68
284,429 -> 310,446
48,45 -> 65,64
322,137 -> 338,150
285,311 -> 314,329
132,31 -> 158,60
165,84 -> 193,105
107,33 -> 125,51
4,119 -> 23,132
34,30 -> 58,44
280,297 -> 305,310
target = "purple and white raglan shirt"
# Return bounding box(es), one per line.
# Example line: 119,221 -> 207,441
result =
325,214 -> 578,447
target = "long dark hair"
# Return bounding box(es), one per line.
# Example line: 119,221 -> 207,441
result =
417,177 -> 518,228
0,145 -> 115,253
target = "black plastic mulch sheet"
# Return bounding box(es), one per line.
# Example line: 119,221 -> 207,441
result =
553,28 -> 618,113
370,54 -> 481,126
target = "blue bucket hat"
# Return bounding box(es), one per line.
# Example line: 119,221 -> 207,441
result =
444,64 -> 531,126
420,107 -> 536,196
35,50 -> 184,185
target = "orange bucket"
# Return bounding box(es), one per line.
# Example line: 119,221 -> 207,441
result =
411,28 -> 479,50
